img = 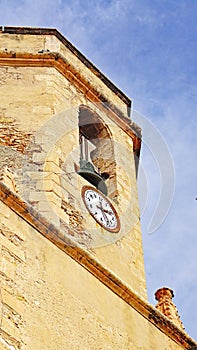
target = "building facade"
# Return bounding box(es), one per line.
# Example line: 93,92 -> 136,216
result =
0,27 -> 196,349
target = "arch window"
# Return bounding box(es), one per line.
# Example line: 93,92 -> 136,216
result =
78,105 -> 117,198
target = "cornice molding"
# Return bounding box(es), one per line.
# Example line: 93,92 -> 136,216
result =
0,181 -> 196,349
0,51 -> 141,153
0,26 -> 131,107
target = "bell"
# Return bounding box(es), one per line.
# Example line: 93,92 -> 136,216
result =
78,160 -> 108,195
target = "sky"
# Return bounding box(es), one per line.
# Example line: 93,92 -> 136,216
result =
0,0 -> 196,340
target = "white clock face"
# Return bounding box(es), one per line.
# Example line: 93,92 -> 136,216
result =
82,186 -> 120,233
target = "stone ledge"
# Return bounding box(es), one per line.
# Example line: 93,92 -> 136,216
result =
0,180 -> 196,349
0,26 -> 131,108
0,51 -> 141,154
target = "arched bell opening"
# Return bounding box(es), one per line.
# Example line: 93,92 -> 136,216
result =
78,105 -> 117,197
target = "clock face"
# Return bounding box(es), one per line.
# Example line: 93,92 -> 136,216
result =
82,186 -> 120,233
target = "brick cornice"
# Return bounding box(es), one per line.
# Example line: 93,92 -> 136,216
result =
0,181 -> 196,349
0,51 -> 141,153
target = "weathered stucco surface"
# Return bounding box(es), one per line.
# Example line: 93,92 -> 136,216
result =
0,30 -> 147,298
0,28 -> 196,349
0,200 -> 191,350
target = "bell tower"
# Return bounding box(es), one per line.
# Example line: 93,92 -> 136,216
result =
0,27 -> 196,349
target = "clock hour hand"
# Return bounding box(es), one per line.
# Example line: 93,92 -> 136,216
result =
102,209 -> 113,214
96,205 -> 112,215
96,205 -> 109,224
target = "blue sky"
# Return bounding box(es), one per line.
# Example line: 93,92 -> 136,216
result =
0,0 -> 196,340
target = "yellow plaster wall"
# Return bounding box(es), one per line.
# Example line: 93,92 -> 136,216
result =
0,201 -> 184,350
0,32 -> 128,114
0,30 -> 165,349
0,66 -> 86,131
0,48 -> 147,298
0,29 -> 196,350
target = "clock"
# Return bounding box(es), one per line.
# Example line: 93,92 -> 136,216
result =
82,186 -> 120,233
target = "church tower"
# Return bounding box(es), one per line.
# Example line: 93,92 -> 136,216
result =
0,27 -> 196,350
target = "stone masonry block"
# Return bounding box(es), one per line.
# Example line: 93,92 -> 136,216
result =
1,254 -> 17,280
44,172 -> 61,184
1,289 -> 25,315
44,161 -> 61,174
50,203 -> 69,225
1,308 -> 21,341
60,178 -> 79,199
45,191 -> 62,207
32,151 -> 47,164
25,171 -> 60,184
37,201 -> 53,212
45,150 -> 60,166
29,191 -> 48,202
36,178 -> 62,197
0,234 -> 25,262
35,191 -> 61,211
0,214 -> 27,244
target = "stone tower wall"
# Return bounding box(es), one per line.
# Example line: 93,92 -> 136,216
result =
0,30 -> 147,298
0,28 -> 196,350
0,199 -> 187,350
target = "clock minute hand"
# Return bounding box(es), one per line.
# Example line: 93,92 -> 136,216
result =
97,205 -> 112,215
96,205 -> 109,224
